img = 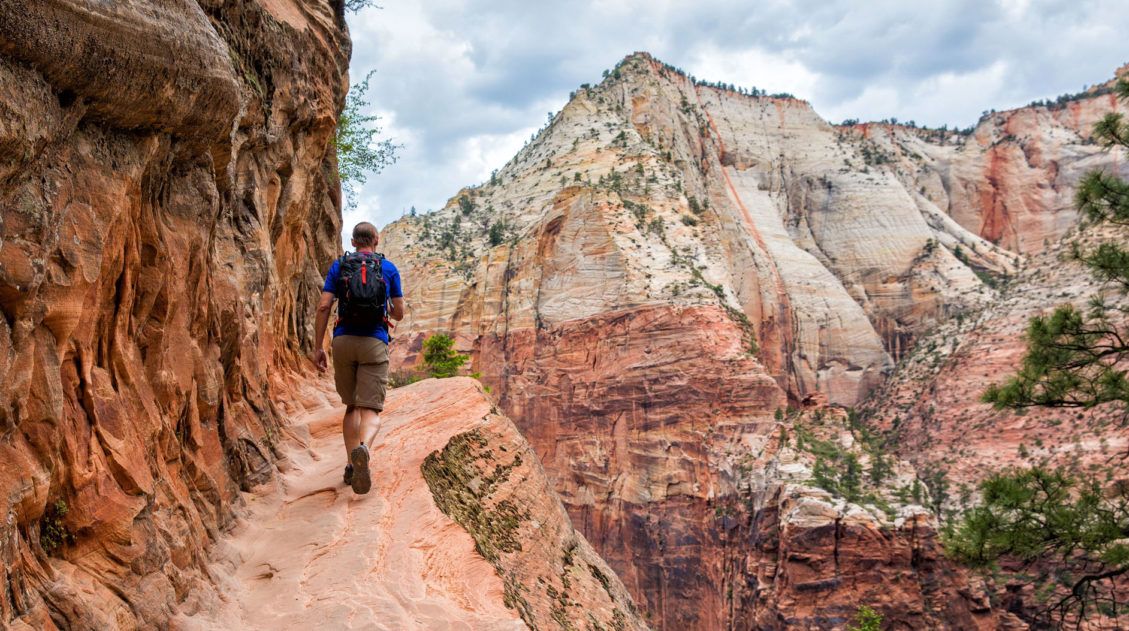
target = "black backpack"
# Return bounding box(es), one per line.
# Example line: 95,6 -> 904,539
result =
335,252 -> 387,328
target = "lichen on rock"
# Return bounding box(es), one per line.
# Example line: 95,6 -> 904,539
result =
423,416 -> 648,631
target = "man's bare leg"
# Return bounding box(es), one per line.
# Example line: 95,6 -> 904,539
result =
342,404 -> 362,460
356,406 -> 381,448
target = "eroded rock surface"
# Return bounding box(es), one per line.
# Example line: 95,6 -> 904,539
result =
850,65 -> 1129,254
0,1 -> 348,627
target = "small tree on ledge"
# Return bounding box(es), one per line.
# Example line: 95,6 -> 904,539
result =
982,78 -> 1129,412
423,334 -> 469,378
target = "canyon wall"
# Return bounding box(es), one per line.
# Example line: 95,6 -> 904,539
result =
0,1 -> 347,627
858,223 -> 1129,511
377,52 -> 1120,628
856,223 -> 1129,624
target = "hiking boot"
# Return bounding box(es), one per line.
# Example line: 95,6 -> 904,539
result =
348,444 -> 371,494
343,464 -> 354,486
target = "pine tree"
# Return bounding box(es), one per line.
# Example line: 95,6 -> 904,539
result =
945,468 -> 1129,626
422,334 -> 469,378
951,78 -> 1129,627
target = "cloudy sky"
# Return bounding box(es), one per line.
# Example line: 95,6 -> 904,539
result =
342,0 -> 1128,237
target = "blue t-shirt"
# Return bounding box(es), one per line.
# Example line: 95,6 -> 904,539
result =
322,253 -> 403,343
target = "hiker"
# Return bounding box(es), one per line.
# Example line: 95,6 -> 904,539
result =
312,222 -> 404,494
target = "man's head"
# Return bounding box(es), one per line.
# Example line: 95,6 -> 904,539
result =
351,222 -> 378,250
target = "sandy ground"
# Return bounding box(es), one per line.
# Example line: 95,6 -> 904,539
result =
174,380 -> 526,631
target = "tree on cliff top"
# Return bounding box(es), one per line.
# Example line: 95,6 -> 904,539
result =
344,1 -> 382,13
334,70 -> 400,210
947,78 -> 1129,628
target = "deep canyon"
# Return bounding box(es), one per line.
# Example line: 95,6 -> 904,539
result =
1,2 -> 1127,630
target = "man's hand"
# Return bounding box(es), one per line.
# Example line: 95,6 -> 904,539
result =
389,296 -> 405,321
313,349 -> 328,373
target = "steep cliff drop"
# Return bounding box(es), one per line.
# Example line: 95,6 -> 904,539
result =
0,1 -> 347,628
176,377 -> 647,631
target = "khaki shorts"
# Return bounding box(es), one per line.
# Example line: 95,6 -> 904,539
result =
331,335 -> 389,411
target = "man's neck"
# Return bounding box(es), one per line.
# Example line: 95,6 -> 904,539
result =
356,247 -> 375,254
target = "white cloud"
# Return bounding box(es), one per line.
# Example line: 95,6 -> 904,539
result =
685,45 -> 820,99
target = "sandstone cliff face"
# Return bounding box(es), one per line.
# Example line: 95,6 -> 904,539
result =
178,377 -> 646,631
0,1 -> 347,628
856,221 -> 1129,626
847,67 -> 1129,254
376,52 -> 1083,628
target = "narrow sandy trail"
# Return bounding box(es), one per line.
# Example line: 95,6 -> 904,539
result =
175,380 -> 525,631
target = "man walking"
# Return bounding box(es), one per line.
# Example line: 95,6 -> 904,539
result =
313,222 -> 404,494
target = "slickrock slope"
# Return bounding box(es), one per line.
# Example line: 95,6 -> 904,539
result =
376,52 -> 1081,629
177,377 -> 646,631
0,1 -> 348,628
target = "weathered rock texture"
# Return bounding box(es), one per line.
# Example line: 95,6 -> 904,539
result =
857,223 -> 1129,626
377,52 -> 1113,628
0,1 -> 347,628
420,378 -> 648,631
178,377 -> 646,631
727,405 -> 1023,630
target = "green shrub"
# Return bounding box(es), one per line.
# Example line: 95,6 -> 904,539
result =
40,500 -> 72,554
388,370 -> 422,388
334,71 -> 399,209
488,222 -> 506,247
848,605 -> 883,631
423,334 -> 469,378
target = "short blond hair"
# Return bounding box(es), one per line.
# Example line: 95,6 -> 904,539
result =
352,222 -> 378,247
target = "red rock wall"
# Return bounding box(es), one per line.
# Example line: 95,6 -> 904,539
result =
859,229 -> 1129,499
849,79 -> 1129,255
0,1 -> 347,627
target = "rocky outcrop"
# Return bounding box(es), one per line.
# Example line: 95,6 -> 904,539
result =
420,378 -> 648,631
376,52 -> 1089,629
178,377 -> 647,631
856,220 -> 1129,626
0,1 -> 347,628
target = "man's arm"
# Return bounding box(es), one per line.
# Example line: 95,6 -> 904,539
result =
313,290 -> 335,371
388,297 -> 405,321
